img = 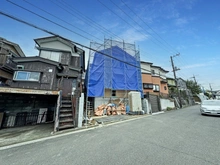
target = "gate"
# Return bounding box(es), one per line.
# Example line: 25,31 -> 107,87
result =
149,94 -> 161,113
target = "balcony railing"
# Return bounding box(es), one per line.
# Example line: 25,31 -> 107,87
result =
0,55 -> 17,69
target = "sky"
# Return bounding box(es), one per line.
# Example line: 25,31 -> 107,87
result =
0,0 -> 220,90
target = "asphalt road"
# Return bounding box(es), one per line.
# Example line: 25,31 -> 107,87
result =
1,105 -> 220,165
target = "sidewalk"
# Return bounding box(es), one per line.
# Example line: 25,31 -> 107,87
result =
0,114 -> 146,147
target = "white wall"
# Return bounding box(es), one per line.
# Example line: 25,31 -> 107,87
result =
151,66 -> 160,76
141,63 -> 151,74
160,98 -> 175,110
40,41 -> 73,54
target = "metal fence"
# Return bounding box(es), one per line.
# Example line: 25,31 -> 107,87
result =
1,111 -> 54,128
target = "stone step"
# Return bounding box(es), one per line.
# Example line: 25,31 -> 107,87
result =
59,118 -> 73,123
59,124 -> 74,130
60,113 -> 72,117
60,109 -> 72,113
62,100 -> 72,104
61,104 -> 72,108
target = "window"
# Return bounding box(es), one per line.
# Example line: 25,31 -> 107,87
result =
164,86 -> 167,90
40,50 -> 61,62
153,85 -> 160,92
112,90 -> 116,96
151,70 -> 155,75
13,71 -> 40,81
143,83 -> 153,89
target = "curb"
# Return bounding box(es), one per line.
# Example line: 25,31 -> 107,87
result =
0,115 -> 148,150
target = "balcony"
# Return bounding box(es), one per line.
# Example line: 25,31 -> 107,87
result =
0,55 -> 17,72
161,79 -> 167,83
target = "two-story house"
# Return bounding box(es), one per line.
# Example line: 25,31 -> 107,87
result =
167,77 -> 194,106
177,78 -> 194,106
0,36 -> 85,130
0,37 -> 25,86
167,77 -> 176,94
140,61 -> 170,113
141,61 -> 169,97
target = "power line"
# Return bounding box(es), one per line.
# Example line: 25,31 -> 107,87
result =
10,0 -> 178,68
58,0 -> 123,41
6,0 -> 92,41
174,55 -> 191,69
0,10 -> 165,76
98,0 -> 176,54
121,0 -> 179,54
110,0 -> 177,55
22,0 -> 102,42
51,0 -> 123,41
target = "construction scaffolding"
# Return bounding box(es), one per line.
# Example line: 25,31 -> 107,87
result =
85,39 -> 143,117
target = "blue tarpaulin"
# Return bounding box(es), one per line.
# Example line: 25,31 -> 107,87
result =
86,46 -> 142,97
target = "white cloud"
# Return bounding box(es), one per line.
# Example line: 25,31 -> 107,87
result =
181,57 -> 219,70
181,63 -> 212,69
175,18 -> 188,26
119,28 -> 149,42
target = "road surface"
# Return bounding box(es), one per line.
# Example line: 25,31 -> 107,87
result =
1,105 -> 220,165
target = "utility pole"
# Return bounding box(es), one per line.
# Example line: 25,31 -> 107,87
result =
209,83 -> 213,99
192,74 -> 197,84
170,54 -> 182,108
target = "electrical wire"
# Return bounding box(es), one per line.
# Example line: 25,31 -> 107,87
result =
23,0 -> 102,42
115,0 -> 193,74
51,0 -> 123,41
121,0 -> 179,54
21,0 -> 173,68
58,0 -> 124,41
97,0 -> 175,54
109,0 -> 177,55
0,10 -> 166,77
6,0 -> 93,41
14,0 -> 146,68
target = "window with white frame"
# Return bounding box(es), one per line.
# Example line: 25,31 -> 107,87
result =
13,71 -> 41,81
40,50 -> 61,62
143,83 -> 153,89
153,84 -> 160,92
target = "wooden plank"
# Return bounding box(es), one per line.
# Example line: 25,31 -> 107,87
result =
0,87 -> 59,95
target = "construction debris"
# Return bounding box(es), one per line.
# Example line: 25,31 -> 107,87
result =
94,102 -> 126,116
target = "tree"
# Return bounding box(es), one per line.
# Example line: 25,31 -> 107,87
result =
186,80 -> 202,94
204,91 -> 211,98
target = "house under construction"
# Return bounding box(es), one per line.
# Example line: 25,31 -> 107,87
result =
85,39 -> 143,116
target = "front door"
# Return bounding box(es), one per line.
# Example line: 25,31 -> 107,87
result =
62,78 -> 72,97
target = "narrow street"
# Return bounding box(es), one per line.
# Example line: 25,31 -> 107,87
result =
1,105 -> 220,165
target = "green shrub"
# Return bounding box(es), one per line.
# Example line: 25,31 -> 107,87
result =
166,107 -> 174,111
